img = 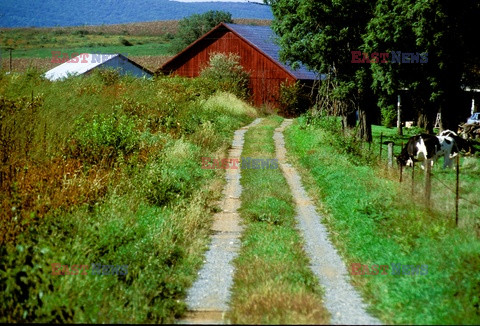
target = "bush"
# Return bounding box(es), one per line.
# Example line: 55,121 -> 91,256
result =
72,29 -> 89,37
119,38 -> 133,46
68,112 -> 139,164
278,81 -> 312,117
140,138 -> 209,207
200,52 -> 251,101
0,71 -> 257,323
94,68 -> 120,86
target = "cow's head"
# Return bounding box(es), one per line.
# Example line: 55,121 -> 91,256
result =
396,152 -> 409,167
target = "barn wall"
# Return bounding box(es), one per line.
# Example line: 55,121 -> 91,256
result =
166,28 -> 296,107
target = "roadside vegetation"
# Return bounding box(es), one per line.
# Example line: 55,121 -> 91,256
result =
227,117 -> 330,324
284,113 -> 480,324
0,66 -> 257,323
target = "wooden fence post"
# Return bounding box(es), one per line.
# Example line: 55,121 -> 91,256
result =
425,159 -> 432,207
388,143 -> 394,168
456,155 -> 460,226
399,141 -> 404,182
379,132 -> 383,160
411,163 -> 415,195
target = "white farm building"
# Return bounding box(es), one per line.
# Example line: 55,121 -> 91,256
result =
44,53 -> 153,81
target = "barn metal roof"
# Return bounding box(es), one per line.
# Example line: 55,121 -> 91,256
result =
44,53 -> 152,81
159,23 -> 323,81
225,23 -> 321,81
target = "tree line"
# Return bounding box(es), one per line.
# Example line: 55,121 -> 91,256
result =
267,0 -> 480,141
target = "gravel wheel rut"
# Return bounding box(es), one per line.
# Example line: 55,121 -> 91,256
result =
176,118 -> 262,325
274,119 -> 382,325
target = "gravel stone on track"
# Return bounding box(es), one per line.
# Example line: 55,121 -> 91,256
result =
177,118 -> 262,324
274,119 -> 382,325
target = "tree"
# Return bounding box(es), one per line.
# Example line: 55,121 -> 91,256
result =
364,0 -> 480,132
170,10 -> 233,53
363,0 -> 436,132
410,0 -> 480,130
267,0 -> 376,141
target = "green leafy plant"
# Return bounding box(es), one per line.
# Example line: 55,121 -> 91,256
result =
200,52 -> 251,101
278,81 -> 312,117
381,106 -> 397,128
68,112 -> 139,164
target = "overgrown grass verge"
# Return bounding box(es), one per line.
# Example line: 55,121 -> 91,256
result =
227,116 -> 330,324
284,116 -> 480,324
371,124 -> 480,232
0,70 -> 257,323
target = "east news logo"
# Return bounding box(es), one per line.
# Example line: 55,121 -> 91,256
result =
51,263 -> 128,276
351,51 -> 428,63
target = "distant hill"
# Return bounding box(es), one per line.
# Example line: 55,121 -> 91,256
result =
0,0 -> 273,28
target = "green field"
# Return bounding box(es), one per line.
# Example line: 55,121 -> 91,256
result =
0,28 -> 174,58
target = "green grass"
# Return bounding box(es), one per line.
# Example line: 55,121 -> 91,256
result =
0,70 -> 258,323
371,124 -> 480,229
227,116 -> 330,324
1,28 -> 174,58
284,115 -> 480,324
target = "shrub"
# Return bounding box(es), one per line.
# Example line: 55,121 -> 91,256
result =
141,142 -> 208,206
278,81 -> 312,117
94,68 -> 120,86
72,29 -> 89,37
200,52 -> 251,101
119,38 -> 133,46
68,112 -> 139,164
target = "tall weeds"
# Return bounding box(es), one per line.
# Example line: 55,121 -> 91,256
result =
0,70 -> 257,323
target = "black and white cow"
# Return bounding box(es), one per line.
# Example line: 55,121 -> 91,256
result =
397,133 -> 457,169
438,129 -> 476,155
397,134 -> 440,169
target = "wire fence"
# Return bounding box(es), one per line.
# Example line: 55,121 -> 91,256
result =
376,133 -> 480,231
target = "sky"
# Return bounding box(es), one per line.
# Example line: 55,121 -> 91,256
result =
171,0 -> 265,3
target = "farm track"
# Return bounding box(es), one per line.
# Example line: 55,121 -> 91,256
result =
176,118 -> 263,324
274,119 -> 382,325
178,117 -> 382,324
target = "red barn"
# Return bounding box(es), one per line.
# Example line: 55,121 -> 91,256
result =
158,23 -> 321,108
